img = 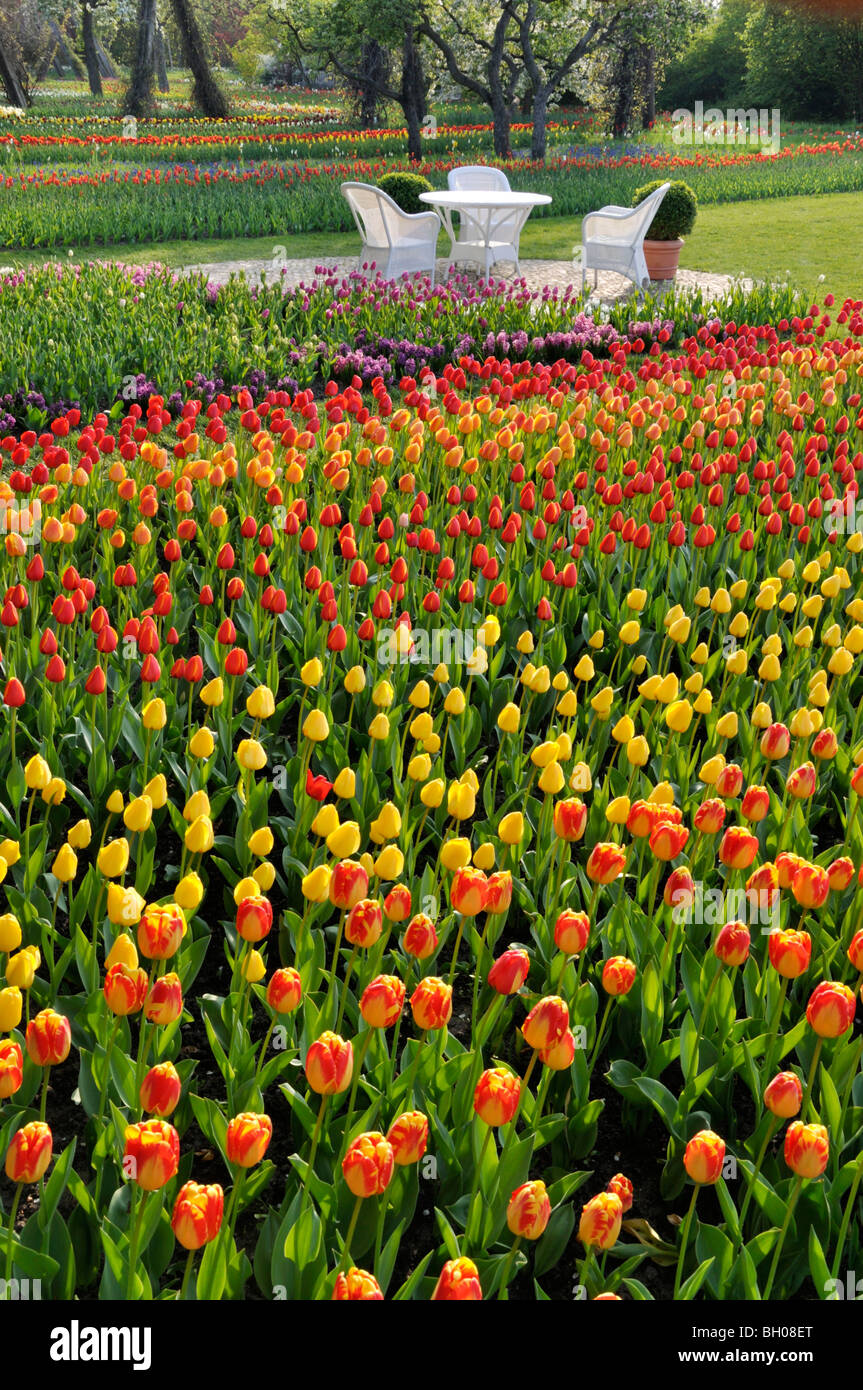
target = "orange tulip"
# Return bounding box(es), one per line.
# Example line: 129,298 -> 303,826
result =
345,898 -> 384,948
718,826 -> 759,869
144,972 -> 183,1025
360,975 -> 405,1028
450,867 -> 488,917
806,981 -> 856,1038
606,1172 -> 633,1212
554,910 -> 590,956
539,1029 -> 577,1070
341,1131 -> 394,1197
784,1120 -> 829,1178
768,929 -> 811,979
473,1067 -> 521,1126
507,1180 -> 551,1239
431,1256 -> 482,1300
266,967 -> 302,1014
791,863 -> 829,910
104,963 -> 149,1016
386,1111 -> 429,1166
410,977 -> 453,1031
140,1061 -> 182,1117
714,921 -> 750,967
586,842 -> 626,884
137,902 -> 185,960
329,859 -> 369,910
552,797 -> 587,841
683,1130 -> 725,1185
522,994 -> 569,1049
225,1112 -> 272,1167
0,1039 -> 23,1100
5,1120 -> 52,1183
25,1008 -> 71,1066
332,1267 -> 384,1300
123,1119 -> 180,1190
487,947 -> 530,994
601,957 -> 636,996
305,1032 -> 353,1093
236,894 -> 273,942
402,913 -> 437,960
764,1071 -> 803,1118
578,1191 -> 623,1250
171,1181 -> 224,1250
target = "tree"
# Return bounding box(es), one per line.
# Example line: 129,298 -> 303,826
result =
125,0 -> 158,114
169,0 -> 230,115
81,0 -> 103,95
417,2 -> 521,157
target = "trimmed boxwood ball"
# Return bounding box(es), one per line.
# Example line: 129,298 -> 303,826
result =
632,179 -> 698,240
378,171 -> 434,213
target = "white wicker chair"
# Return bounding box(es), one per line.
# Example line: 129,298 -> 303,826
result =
446,165 -> 527,276
340,182 -> 440,285
580,182 -> 671,294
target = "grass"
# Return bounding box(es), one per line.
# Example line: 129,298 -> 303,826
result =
2,191 -> 860,306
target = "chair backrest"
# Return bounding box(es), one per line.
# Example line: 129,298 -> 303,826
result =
630,181 -> 671,240
340,182 -> 401,247
447,165 -> 511,193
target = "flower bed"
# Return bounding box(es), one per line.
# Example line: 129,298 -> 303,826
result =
0,298 -> 862,1299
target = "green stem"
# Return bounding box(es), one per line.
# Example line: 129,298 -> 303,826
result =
830,1153 -> 863,1280
497,1234 -> 522,1300
801,1037 -> 824,1121
762,1175 -> 803,1300
672,1184 -> 700,1300
465,1124 -> 494,1254
336,1194 -> 364,1277
4,1183 -> 22,1285
299,1094 -> 329,1210
736,1115 -> 779,1236
177,1248 -> 196,1301
125,1188 -> 149,1301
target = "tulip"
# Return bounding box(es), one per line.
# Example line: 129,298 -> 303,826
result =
140,1061 -> 182,1117
266,968 -> 302,1014
522,995 -> 569,1050
431,1257 -> 482,1300
225,1112 -> 272,1168
403,914 -> 438,960
172,1181 -> 224,1251
305,1032 -> 353,1094
474,1067 -> 521,1127
123,1119 -> 180,1190
360,975 -> 405,1029
507,1179 -> 551,1240
578,1191 -> 623,1250
97,837 -> 130,879
718,826 -> 759,870
0,914 -> 21,953
0,1039 -> 23,1100
346,898 -> 383,948
539,1029 -> 576,1070
0,987 -> 22,1033
601,957 -> 636,996
332,1268 -> 384,1300
145,973 -> 183,1025
329,859 -> 369,910
764,1071 -> 803,1118
236,895 -> 273,943
26,1008 -> 71,1066
488,947 -> 530,994
104,963 -> 148,1016
386,1111 -> 428,1166
806,981 -> 856,1039
342,1131 -> 394,1197
607,1173 -> 633,1212
410,977 -> 453,1032
6,1120 -> 52,1183
585,842 -> 626,884
790,864 -> 829,910
684,1130 -> 725,1185
714,921 -> 750,968
768,930 -> 811,979
553,797 -> 587,841
138,902 -> 185,960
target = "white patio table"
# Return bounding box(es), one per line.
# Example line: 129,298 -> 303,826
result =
418,189 -> 552,277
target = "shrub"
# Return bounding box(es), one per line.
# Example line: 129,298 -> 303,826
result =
632,179 -> 699,240
378,171 -> 434,213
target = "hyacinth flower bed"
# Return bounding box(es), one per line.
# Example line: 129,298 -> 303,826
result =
0,299 -> 862,1302
0,259 -> 808,429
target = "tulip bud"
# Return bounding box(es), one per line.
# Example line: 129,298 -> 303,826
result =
507,1180 -> 551,1239
683,1129 -> 725,1185
225,1112 -> 273,1168
488,947 -> 530,994
140,1061 -> 182,1117
578,1192 -> 623,1250
806,980 -> 856,1038
473,1067 -> 521,1126
386,1111 -> 428,1166
138,902 -> 185,960
332,1268 -> 384,1300
123,1119 -> 180,1190
522,995 -> 569,1050
342,1131 -> 394,1197
431,1257 -> 482,1300
6,1120 -> 52,1183
0,1039 -> 23,1099
784,1120 -> 829,1179
172,1180 -> 224,1250
266,967 -> 302,1014
764,1071 -> 803,1119
305,1032 -> 353,1094
25,1008 -> 71,1066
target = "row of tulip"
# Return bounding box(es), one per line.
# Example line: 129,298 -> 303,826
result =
4,141 -> 863,251
0,296 -> 862,1298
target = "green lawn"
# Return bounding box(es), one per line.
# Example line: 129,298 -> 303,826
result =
4,191 -> 860,305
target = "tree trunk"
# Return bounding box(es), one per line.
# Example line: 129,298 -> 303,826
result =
531,86 -> 548,160
640,45 -> 655,129
82,2 -> 102,96
170,0 -> 229,118
155,24 -> 169,92
491,97 -> 511,158
125,0 -> 157,116
48,18 -> 86,79
0,41 -> 27,108
358,40 -> 385,126
400,27 -> 425,161
611,46 -> 634,138
96,38 -> 118,79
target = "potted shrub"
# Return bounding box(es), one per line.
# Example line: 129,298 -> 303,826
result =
631,179 -> 698,281
378,172 -> 434,214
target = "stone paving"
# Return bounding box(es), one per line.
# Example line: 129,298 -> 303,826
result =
180,254 -> 749,305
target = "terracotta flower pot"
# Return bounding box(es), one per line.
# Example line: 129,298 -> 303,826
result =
643,238 -> 684,281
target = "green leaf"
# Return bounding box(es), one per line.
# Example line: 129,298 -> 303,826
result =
534,1203 -> 575,1278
